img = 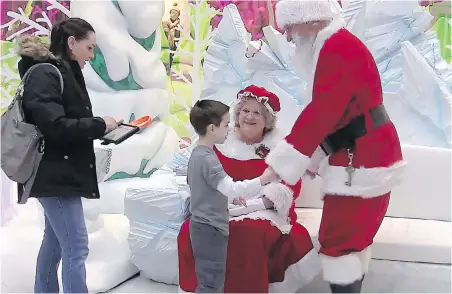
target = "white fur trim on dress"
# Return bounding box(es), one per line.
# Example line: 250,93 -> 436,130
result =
269,248 -> 321,293
261,182 -> 294,220
275,0 -> 338,28
265,139 -> 310,185
319,160 -> 407,197
231,209 -> 292,234
320,252 -> 362,285
216,128 -> 287,161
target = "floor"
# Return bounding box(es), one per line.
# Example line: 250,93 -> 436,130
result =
109,259 -> 451,293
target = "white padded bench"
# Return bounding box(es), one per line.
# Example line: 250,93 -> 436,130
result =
296,209 -> 451,265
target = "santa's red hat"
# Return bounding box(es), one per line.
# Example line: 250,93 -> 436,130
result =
276,0 -> 337,29
237,85 -> 281,115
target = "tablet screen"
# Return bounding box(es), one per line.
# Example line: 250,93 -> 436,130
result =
102,124 -> 136,142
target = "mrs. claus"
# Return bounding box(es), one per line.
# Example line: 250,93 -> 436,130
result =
178,85 -> 320,293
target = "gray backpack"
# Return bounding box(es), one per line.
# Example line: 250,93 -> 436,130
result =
1,63 -> 63,192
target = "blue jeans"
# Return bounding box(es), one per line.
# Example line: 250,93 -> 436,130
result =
35,196 -> 89,293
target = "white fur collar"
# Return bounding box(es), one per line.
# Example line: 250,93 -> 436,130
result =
215,129 -> 286,160
312,17 -> 346,72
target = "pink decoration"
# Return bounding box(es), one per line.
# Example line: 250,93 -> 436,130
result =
208,0 -> 283,40
32,0 -> 70,26
418,0 -> 444,6
208,0 -> 444,40
1,0 -> 70,41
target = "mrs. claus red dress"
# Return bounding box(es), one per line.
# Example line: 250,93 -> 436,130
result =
178,130 -> 320,293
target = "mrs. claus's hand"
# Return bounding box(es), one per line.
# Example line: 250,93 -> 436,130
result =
304,170 -> 317,180
233,197 -> 247,207
261,167 -> 279,185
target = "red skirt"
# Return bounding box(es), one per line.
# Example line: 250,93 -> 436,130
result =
178,217 -> 316,293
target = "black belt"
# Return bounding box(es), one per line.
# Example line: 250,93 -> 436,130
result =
320,105 -> 390,155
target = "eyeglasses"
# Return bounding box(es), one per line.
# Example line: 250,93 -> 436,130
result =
237,91 -> 269,105
241,108 -> 263,118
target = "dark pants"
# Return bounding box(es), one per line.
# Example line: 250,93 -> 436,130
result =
190,221 -> 228,293
35,196 -> 89,293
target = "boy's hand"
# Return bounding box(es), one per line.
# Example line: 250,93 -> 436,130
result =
232,197 -> 247,207
260,167 -> 279,185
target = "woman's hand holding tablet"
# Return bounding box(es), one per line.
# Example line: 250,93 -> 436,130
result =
100,123 -> 140,145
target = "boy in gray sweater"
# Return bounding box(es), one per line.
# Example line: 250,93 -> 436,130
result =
187,100 -> 277,293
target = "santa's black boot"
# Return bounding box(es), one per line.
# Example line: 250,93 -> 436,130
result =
329,276 -> 364,293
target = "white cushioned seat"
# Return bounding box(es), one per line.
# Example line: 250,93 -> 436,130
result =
296,208 -> 452,264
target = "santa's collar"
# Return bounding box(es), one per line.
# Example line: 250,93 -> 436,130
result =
215,128 -> 286,161
300,17 -> 346,104
312,17 -> 346,71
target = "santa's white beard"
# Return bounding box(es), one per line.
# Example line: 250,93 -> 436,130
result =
292,35 -> 316,78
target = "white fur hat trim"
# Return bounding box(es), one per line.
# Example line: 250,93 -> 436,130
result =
276,0 -> 337,28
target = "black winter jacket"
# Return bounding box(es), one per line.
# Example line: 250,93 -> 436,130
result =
17,36 -> 106,200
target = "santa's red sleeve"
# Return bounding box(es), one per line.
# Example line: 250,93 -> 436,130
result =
266,49 -> 357,185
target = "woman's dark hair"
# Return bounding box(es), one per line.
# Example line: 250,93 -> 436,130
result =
49,18 -> 95,60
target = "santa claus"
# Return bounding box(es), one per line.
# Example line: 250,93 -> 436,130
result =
263,0 -> 407,292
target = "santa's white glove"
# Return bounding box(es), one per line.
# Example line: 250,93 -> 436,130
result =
306,146 -> 329,177
303,170 -> 317,180
262,182 -> 294,218
229,198 -> 266,217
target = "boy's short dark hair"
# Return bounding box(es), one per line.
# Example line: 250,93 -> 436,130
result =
190,100 -> 229,136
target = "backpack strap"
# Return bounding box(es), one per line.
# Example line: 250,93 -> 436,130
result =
21,63 -> 64,94
8,63 -> 64,117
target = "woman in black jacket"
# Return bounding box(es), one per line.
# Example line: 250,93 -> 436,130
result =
17,18 -> 121,293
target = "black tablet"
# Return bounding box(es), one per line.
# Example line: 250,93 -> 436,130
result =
101,123 -> 140,145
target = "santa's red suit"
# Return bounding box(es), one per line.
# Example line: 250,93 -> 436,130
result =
178,127 -> 319,293
267,0 -> 406,289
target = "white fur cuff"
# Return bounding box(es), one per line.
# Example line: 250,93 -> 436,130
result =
357,246 -> 372,274
320,253 -> 363,285
265,140 -> 310,185
261,182 -> 294,219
